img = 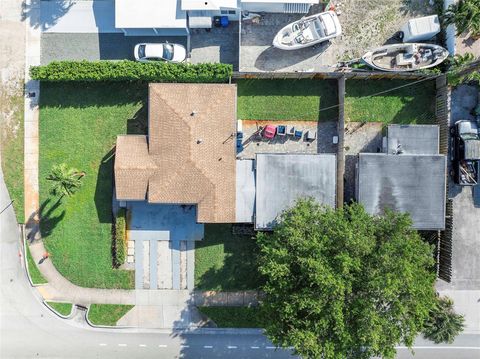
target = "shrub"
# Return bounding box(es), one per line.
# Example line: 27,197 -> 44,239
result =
114,208 -> 127,266
423,296 -> 465,344
444,0 -> 480,37
30,60 -> 232,83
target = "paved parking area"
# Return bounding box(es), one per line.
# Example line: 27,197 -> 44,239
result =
41,33 -> 187,64
237,120 -> 337,159
438,85 -> 480,291
190,23 -> 239,69
127,202 -> 202,290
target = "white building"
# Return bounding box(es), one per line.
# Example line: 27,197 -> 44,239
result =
114,0 -> 320,35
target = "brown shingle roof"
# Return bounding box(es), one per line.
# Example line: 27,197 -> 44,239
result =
114,83 -> 237,223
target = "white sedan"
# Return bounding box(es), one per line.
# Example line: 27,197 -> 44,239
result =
134,43 -> 187,63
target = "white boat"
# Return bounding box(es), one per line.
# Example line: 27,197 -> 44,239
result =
361,43 -> 449,72
272,11 -> 342,51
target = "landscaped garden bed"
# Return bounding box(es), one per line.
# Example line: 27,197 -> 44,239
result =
38,82 -> 146,289
236,79 -> 338,121
198,306 -> 264,328
88,304 -> 134,326
345,79 -> 437,124
195,224 -> 263,291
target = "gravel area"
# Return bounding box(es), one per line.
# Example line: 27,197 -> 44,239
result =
240,0 -> 435,71
237,120 -> 337,159
343,122 -> 383,203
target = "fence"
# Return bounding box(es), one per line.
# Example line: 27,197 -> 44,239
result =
232,71 -> 438,81
435,74 -> 453,282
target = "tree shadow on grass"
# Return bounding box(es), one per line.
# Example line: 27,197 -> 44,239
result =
26,197 -> 66,243
195,224 -> 264,291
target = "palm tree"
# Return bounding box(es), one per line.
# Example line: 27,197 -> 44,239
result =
46,163 -> 85,198
423,296 -> 465,344
444,0 -> 480,38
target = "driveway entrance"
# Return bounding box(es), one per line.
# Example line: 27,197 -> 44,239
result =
126,202 -> 204,291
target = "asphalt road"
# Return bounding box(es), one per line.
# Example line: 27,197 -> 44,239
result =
1,168 -> 479,358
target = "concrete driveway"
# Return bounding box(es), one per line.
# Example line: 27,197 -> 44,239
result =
41,33 -> 187,64
126,202 -> 203,291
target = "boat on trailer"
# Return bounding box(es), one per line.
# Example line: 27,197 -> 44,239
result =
361,43 -> 449,72
272,11 -> 342,51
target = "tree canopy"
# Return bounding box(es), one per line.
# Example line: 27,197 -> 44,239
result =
257,199 -> 437,359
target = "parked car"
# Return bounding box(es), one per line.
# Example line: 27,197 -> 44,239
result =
450,120 -> 480,186
134,43 -> 186,63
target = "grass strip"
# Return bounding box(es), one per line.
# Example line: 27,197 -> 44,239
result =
26,245 -> 47,285
46,301 -> 73,316
88,304 -> 134,326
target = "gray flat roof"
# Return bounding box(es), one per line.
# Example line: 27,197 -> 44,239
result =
387,125 -> 439,155
255,153 -> 336,230
236,159 -> 256,223
357,153 -> 446,230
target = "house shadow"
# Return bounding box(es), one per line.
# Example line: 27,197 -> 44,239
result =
26,197 -> 66,243
127,106 -> 148,135
194,224 -> 264,291
93,148 -> 115,224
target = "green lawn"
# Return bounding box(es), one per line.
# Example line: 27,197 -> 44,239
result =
195,224 -> 263,291
345,79 -> 436,124
88,304 -> 134,326
26,244 -> 47,285
237,79 -> 338,121
198,306 -> 265,328
1,90 -> 24,223
46,301 -> 73,316
39,82 -> 147,289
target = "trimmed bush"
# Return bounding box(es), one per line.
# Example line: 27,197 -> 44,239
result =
114,208 -> 127,266
30,60 -> 232,83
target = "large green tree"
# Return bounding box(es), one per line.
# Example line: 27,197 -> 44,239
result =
257,199 -> 437,359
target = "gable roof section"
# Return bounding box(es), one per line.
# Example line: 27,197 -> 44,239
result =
115,83 -> 237,223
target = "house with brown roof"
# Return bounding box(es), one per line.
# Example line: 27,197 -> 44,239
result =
115,83 -> 337,231
115,83 -> 237,223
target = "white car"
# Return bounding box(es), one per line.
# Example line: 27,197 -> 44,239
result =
134,43 -> 187,63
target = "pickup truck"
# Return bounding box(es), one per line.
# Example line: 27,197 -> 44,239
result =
450,120 -> 480,186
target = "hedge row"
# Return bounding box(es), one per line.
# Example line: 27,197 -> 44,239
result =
114,208 -> 127,267
30,60 -> 233,83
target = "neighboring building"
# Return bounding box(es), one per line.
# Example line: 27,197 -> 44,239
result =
255,153 -> 336,229
356,125 -> 446,230
114,0 -> 319,34
115,83 -> 336,228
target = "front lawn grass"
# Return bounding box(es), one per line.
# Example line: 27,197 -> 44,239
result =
237,79 -> 338,121
345,79 -> 436,124
26,245 -> 47,285
195,224 -> 263,291
46,301 -> 73,316
198,306 -> 265,328
1,90 -> 24,223
39,82 -> 147,289
88,304 -> 134,326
